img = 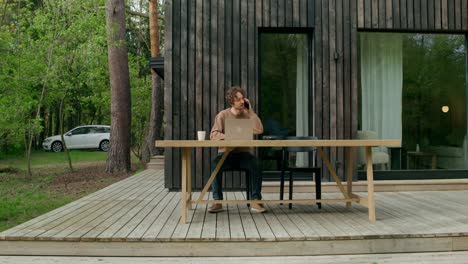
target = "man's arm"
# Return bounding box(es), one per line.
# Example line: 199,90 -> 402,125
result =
248,111 -> 264,135
210,113 -> 226,140
243,98 -> 264,135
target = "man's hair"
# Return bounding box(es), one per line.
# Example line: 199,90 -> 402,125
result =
225,86 -> 246,105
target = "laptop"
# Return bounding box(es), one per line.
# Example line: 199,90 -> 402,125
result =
225,119 -> 254,140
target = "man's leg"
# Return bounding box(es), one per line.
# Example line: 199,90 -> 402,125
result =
211,153 -> 226,201
239,153 -> 263,201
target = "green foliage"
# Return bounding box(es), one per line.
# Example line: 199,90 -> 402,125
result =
402,34 -> 466,149
0,0 -> 164,161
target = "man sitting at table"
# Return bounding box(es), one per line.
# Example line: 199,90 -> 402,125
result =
208,86 -> 266,213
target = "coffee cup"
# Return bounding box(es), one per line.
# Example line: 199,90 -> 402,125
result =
197,131 -> 206,141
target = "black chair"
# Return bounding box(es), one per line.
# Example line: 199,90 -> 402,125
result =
280,136 -> 322,209
260,135 -> 285,172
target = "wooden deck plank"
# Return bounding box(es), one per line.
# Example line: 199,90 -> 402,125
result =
200,192 -> 217,240
38,174 -> 162,237
376,192 -> 446,235
17,173 -> 158,239
138,191 -> 181,240
98,187 -> 169,240
385,192 -> 463,234
293,193 -> 353,238
4,251 -> 468,263
270,202 -> 321,239
375,192 -> 435,234
290,204 -> 334,238
325,203 -> 375,237
154,193 -> 182,241
185,194 -> 207,240
363,192 -> 429,236
121,191 -> 177,240
72,179 -> 165,241
262,193 -> 305,240
237,193 -> 275,241
170,192 -> 200,241
214,193 -> 230,240
397,192 -> 468,233
226,192 -> 246,241
61,179 -> 165,240
329,200 -> 400,237
233,192 -> 260,241
322,192 -> 402,236
0,171 -> 156,238
426,191 -> 468,208
3,169 -> 468,246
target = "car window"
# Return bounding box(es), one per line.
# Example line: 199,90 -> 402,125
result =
94,127 -> 108,133
105,127 -> 110,133
71,127 -> 89,135
88,127 -> 99,134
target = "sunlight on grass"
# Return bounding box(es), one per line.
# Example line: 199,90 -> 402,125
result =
0,150 -> 140,170
0,150 -> 107,169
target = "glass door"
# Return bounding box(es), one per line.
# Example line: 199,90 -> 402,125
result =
259,33 -> 312,178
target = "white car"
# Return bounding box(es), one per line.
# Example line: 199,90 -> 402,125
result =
42,125 -> 111,152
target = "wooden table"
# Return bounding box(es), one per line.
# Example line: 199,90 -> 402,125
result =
156,139 -> 401,224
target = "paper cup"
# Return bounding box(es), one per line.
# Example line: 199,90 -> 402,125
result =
197,131 -> 206,141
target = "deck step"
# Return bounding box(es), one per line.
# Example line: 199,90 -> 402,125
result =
147,155 -> 164,170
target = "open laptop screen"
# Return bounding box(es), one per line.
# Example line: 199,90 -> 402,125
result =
225,119 -> 254,140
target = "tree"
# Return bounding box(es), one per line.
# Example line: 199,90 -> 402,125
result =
105,0 -> 131,173
141,0 -> 163,163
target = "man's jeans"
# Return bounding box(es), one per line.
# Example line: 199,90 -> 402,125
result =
211,152 -> 262,200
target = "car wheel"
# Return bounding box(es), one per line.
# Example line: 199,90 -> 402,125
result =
51,141 -> 63,152
99,140 -> 110,152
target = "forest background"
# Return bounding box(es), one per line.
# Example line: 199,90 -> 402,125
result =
0,0 -> 164,166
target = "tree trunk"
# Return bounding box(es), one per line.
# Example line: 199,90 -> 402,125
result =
59,92 -> 73,172
105,0 -> 132,173
141,0 -> 163,163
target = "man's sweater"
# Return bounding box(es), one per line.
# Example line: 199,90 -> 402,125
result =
210,108 -> 264,153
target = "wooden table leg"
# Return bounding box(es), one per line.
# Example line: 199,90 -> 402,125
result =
180,148 -> 190,224
346,147 -> 354,208
365,146 -> 376,223
197,148 -> 232,203
317,147 -> 349,199
187,148 -> 193,209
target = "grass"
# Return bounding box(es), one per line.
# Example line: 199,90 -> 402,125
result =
0,150 -> 109,170
0,174 -> 76,231
0,150 -> 144,232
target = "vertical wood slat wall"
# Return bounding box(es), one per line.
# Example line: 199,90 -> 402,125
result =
164,0 -> 468,190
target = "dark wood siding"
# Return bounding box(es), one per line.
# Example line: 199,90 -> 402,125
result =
164,0 -> 468,190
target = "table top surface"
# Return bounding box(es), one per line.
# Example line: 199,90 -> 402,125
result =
155,139 -> 401,148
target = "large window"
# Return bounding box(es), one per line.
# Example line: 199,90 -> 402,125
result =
259,33 -> 311,173
260,33 -> 310,137
359,33 -> 467,171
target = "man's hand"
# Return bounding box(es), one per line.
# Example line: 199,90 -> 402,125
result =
243,98 -> 251,111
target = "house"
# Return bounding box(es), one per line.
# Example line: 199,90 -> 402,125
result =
156,0 -> 468,190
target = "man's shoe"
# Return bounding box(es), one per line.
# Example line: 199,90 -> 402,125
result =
208,203 -> 224,213
250,203 -> 267,213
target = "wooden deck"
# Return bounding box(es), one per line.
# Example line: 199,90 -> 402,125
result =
1,169 -> 468,257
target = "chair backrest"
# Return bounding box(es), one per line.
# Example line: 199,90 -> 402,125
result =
357,130 -> 378,140
356,130 -> 373,164
356,130 -> 389,166
285,136 -> 318,153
